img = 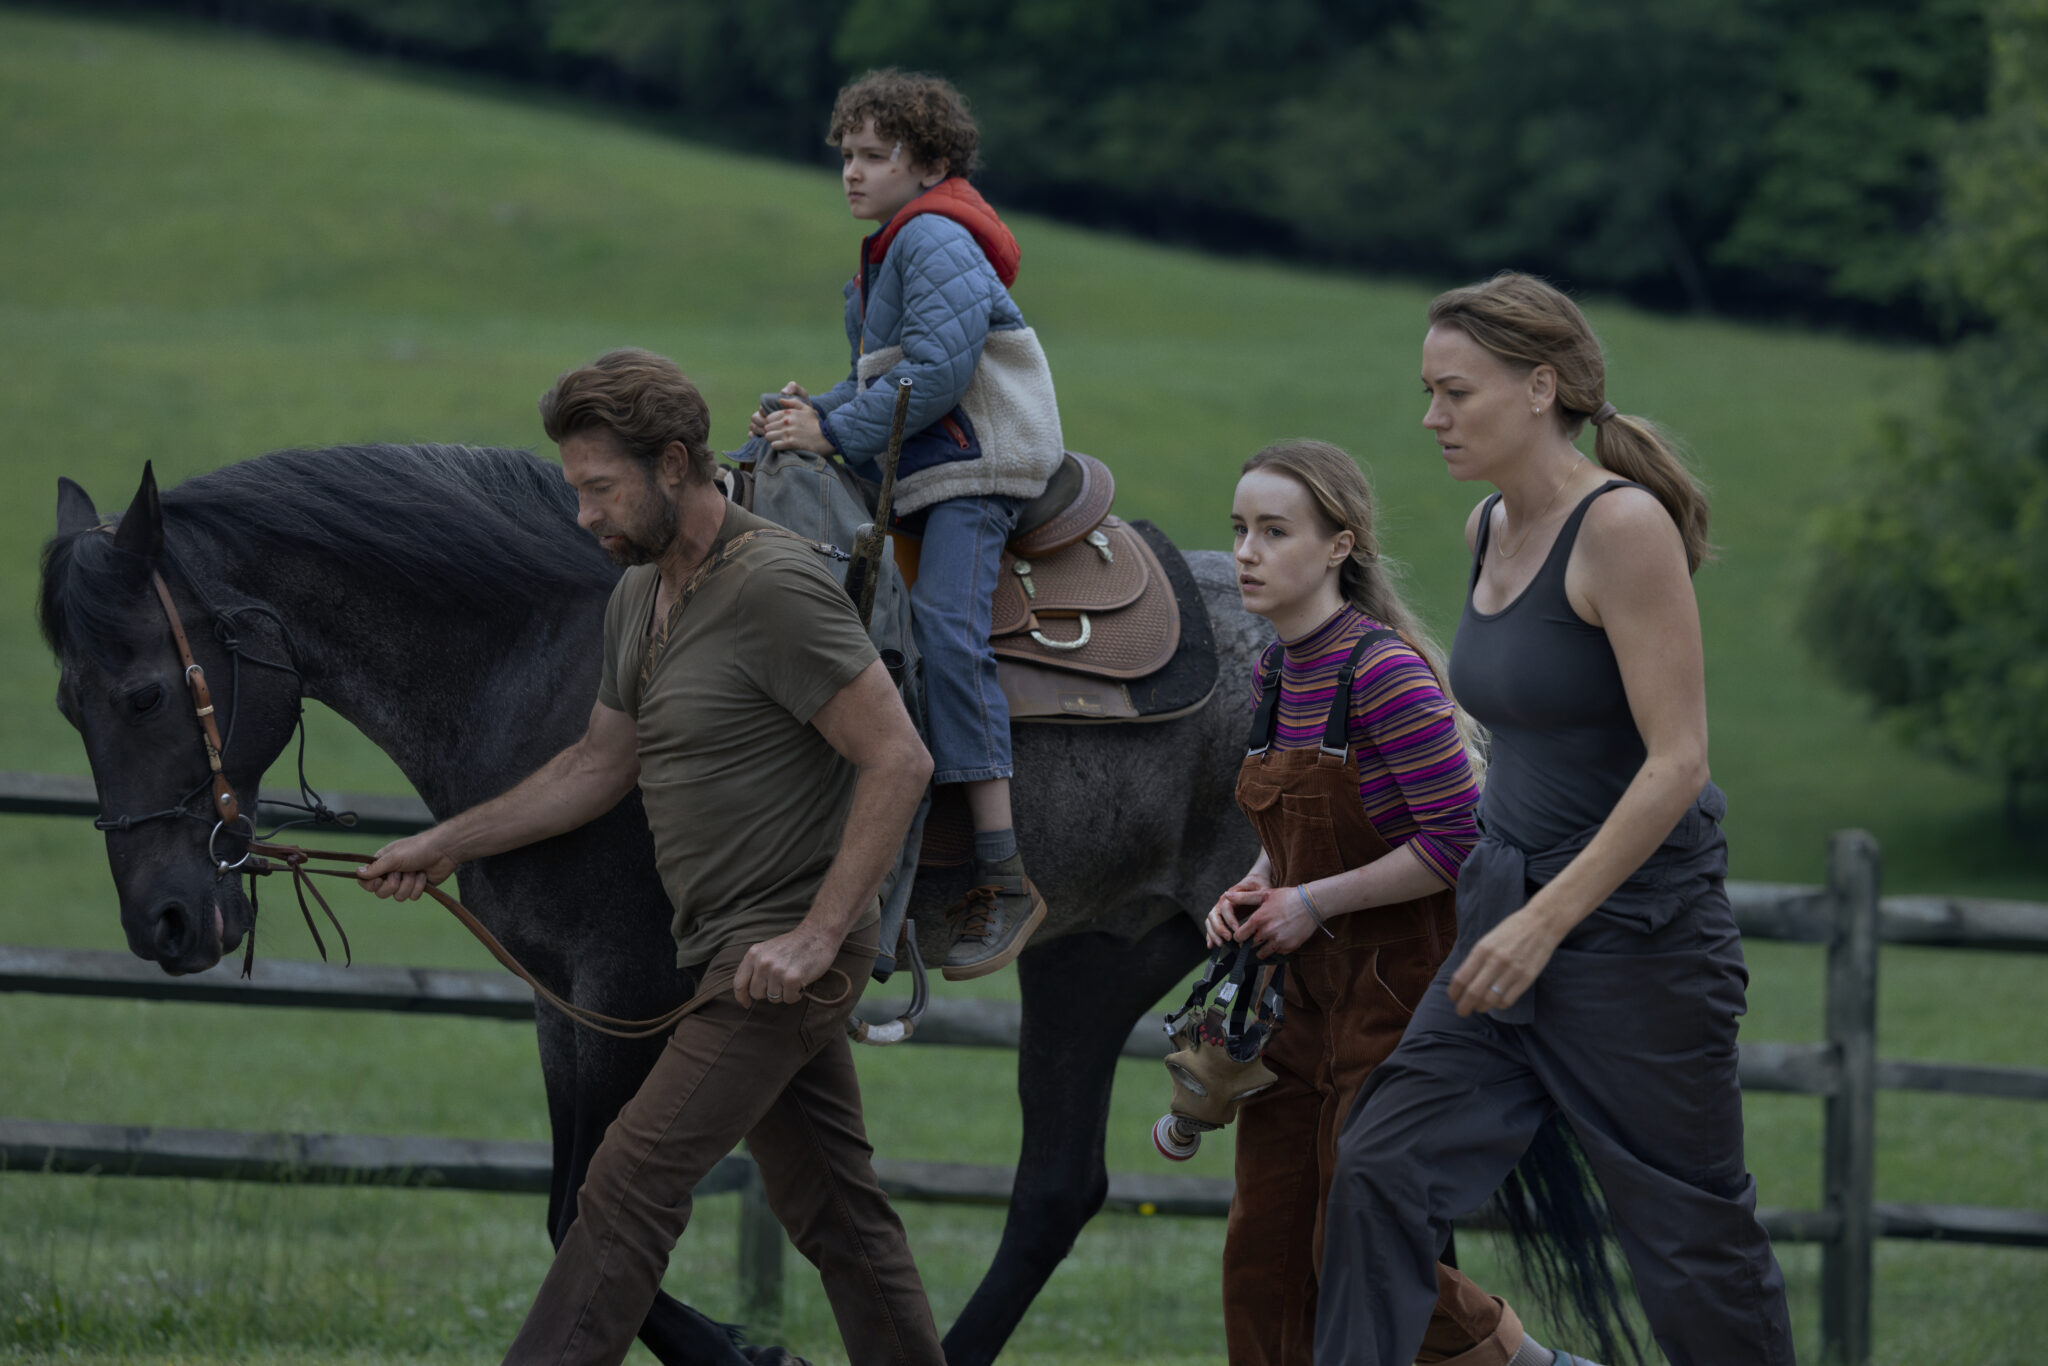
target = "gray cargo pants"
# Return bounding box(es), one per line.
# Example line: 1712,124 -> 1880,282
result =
1314,895 -> 1796,1366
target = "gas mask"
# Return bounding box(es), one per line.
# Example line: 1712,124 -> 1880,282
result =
1152,940 -> 1288,1161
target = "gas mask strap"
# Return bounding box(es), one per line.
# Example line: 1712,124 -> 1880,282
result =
1229,955 -> 1288,1061
1223,940 -> 1266,1045
1165,940 -> 1241,1032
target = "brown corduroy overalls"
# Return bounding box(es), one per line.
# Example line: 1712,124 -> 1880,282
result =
1223,630 -> 1522,1366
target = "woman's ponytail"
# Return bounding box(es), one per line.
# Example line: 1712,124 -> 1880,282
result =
1589,412 -> 1712,574
1430,272 -> 1713,575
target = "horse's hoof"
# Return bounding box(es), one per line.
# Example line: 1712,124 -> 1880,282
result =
1153,1113 -> 1200,1161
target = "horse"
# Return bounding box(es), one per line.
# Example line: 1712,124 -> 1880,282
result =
39,442 -> 1266,1365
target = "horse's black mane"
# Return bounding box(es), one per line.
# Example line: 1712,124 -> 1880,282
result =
41,444 -> 620,661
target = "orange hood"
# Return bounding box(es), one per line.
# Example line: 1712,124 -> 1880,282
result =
864,178 -> 1021,287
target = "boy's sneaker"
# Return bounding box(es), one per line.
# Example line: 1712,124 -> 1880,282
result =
942,852 -> 1048,980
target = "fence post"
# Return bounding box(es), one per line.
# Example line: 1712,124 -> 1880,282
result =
1819,830 -> 1879,1365
736,1149 -> 785,1326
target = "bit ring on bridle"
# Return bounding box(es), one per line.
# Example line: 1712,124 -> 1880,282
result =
209,813 -> 255,873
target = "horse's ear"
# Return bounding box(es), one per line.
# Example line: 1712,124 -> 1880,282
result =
112,463 -> 163,562
56,477 -> 100,537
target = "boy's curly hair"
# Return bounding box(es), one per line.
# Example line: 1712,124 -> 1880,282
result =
828,69 -> 980,177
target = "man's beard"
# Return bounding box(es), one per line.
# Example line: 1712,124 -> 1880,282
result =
594,487 -> 679,567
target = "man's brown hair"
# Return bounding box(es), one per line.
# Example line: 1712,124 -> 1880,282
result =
538,348 -> 714,483
829,69 -> 980,177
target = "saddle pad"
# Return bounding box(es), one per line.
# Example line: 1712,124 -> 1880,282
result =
991,517 -> 1145,637
998,657 -> 1143,722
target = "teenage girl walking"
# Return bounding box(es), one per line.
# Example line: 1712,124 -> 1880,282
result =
1210,441 -> 1573,1366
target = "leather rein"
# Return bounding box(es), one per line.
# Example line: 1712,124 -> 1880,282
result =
99,550 -> 845,1040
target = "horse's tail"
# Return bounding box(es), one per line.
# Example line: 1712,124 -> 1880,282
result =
1491,1114 -> 1644,1366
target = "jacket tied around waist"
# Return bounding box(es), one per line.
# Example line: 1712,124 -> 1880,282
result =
1451,782 -> 1730,1025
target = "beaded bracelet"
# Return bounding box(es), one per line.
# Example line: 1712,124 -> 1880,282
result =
1297,883 -> 1336,939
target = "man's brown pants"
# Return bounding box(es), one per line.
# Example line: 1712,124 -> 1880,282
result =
503,932 -> 943,1366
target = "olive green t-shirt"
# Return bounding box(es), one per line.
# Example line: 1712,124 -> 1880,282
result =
596,501 -> 880,967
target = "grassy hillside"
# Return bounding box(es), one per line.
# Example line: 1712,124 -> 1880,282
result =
1,7 -> 2039,896
0,8 -> 2042,1366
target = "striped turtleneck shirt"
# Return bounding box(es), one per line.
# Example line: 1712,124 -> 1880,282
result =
1251,604 -> 1481,887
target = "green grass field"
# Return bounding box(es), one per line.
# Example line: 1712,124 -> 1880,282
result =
0,7 -> 2043,1364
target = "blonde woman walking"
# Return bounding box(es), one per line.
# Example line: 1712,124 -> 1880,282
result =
1316,275 -> 1794,1366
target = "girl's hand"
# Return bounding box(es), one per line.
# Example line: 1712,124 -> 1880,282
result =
1204,872 -> 1269,948
1446,903 -> 1565,1016
1233,884 -> 1317,958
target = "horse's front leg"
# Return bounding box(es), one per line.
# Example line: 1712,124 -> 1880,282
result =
940,912 -> 1206,1366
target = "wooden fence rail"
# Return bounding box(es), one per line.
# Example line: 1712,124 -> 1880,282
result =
10,944 -> 2047,1104
4,774 -> 2047,1364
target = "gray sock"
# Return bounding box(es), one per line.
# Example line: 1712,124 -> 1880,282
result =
1506,1336 -> 1558,1366
972,826 -> 1018,865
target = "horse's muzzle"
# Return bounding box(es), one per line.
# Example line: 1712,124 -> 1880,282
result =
130,882 -> 246,975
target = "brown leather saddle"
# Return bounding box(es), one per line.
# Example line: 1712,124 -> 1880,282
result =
980,452 -> 1182,717
724,444 -> 1218,865
911,452 -> 1220,867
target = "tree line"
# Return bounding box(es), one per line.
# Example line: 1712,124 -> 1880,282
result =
1801,0 -> 2048,829
112,0 -> 1986,330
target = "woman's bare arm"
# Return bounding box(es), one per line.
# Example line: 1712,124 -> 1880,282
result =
1446,488 -> 1709,1015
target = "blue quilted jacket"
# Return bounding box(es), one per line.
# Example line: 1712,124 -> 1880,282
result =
812,213 -> 1026,482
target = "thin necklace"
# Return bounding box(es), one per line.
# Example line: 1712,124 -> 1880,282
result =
1495,459 -> 1584,559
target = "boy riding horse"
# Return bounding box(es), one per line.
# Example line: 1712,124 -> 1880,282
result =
752,69 -> 1064,980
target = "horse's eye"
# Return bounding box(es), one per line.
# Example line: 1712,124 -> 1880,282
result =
130,683 -> 165,715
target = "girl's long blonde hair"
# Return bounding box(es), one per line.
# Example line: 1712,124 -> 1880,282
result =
1243,439 -> 1487,781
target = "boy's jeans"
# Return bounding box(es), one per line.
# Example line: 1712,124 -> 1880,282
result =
911,493 -> 1023,786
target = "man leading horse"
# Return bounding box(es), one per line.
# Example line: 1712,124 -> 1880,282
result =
358,347 -> 944,1366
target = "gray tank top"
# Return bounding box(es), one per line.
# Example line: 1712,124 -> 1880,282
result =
1449,481 -> 1648,853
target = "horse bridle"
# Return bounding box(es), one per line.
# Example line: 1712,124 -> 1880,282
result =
99,570 -> 243,845
85,533 -> 366,971
88,529 -> 346,867
88,538 -> 855,1038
